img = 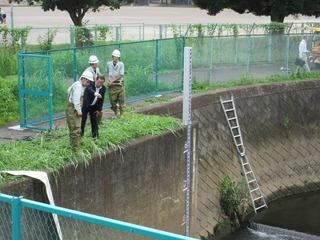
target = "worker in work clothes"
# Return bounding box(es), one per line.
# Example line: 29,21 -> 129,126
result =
86,55 -> 101,81
106,49 -> 125,116
81,75 -> 106,138
66,70 -> 94,149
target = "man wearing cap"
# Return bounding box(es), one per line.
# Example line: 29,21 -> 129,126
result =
66,70 -> 93,149
106,49 -> 125,116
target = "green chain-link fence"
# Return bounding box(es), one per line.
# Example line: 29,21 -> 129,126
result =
19,34 -> 317,130
188,33 -> 316,84
0,194 -> 198,240
18,37 -> 185,130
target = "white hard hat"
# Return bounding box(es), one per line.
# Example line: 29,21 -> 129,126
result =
80,70 -> 94,82
112,49 -> 121,58
88,55 -> 99,64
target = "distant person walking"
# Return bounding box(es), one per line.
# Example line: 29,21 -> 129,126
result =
81,75 -> 106,138
0,8 -> 6,25
296,36 -> 311,73
106,49 -> 125,117
66,70 -> 93,150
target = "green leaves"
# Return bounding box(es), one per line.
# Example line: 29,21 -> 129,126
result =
219,175 -> 249,225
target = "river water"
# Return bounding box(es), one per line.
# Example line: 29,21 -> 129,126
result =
221,191 -> 320,240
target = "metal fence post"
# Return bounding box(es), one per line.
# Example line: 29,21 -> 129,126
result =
12,197 -> 22,240
246,24 -> 255,76
268,33 -> 272,63
181,37 -> 186,88
94,24 -> 98,44
142,23 -> 145,41
48,57 -> 54,130
285,23 -> 293,75
116,26 -> 121,44
208,36 -> 214,83
70,25 -> 75,48
234,35 -> 238,65
73,47 -> 77,82
155,39 -> 160,93
18,54 -> 27,128
159,25 -> 163,39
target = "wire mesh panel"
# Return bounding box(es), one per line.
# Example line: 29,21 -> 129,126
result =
18,54 -> 53,130
157,38 -> 184,93
0,194 -> 197,240
187,36 -> 249,84
75,44 -> 119,79
120,40 -> 158,100
22,208 -> 149,240
21,207 -> 59,240
0,201 -> 11,240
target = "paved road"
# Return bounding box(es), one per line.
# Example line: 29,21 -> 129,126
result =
1,6 -> 318,27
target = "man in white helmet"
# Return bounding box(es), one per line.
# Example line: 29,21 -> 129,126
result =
86,55 -> 101,82
106,49 -> 125,116
66,70 -> 94,149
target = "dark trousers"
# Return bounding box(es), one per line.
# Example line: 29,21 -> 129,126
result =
81,106 -> 99,138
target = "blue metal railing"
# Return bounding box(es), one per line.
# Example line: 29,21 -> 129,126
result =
0,193 -> 198,240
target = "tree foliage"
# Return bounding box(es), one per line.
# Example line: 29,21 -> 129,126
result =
193,0 -> 320,23
15,0 -> 121,26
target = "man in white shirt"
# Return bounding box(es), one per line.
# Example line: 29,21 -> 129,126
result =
297,36 -> 311,73
66,70 -> 93,149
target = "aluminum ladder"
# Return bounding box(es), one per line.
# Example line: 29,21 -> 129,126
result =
220,95 -> 267,213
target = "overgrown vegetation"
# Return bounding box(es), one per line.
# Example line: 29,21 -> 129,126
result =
0,113 -> 182,184
38,29 -> 57,51
0,47 -> 17,77
201,175 -> 249,240
0,76 -> 19,125
219,176 -> 249,226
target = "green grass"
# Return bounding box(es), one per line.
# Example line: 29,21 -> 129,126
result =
0,47 -> 17,77
0,113 -> 182,184
192,72 -> 320,93
0,75 -> 19,125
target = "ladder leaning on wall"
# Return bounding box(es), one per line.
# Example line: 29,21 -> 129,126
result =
220,95 -> 267,213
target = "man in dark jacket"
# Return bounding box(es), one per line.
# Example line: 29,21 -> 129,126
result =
81,76 -> 106,138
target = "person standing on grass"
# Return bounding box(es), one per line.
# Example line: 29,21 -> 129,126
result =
296,36 -> 311,73
86,55 -> 101,82
81,75 -> 106,138
66,70 -> 93,149
106,49 -> 125,116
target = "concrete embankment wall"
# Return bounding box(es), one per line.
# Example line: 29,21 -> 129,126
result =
142,80 -> 320,236
1,130 -> 187,235
3,80 -> 320,238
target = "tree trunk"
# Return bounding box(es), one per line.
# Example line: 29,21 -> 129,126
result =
270,13 -> 285,23
67,9 -> 86,26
